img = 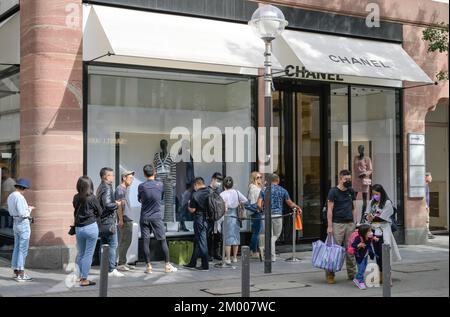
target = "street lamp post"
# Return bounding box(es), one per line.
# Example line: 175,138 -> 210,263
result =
249,5 -> 288,274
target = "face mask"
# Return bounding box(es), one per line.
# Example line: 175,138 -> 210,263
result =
373,194 -> 381,202
216,182 -> 222,188
343,181 -> 352,188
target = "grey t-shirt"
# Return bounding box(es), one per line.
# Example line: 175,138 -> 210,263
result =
115,184 -> 133,222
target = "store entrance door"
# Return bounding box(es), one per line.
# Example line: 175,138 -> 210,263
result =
272,82 -> 329,242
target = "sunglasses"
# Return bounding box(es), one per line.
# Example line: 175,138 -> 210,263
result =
256,176 -> 262,179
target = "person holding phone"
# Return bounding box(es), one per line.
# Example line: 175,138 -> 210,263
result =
7,179 -> 35,282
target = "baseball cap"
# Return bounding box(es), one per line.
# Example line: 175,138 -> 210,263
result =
121,170 -> 135,179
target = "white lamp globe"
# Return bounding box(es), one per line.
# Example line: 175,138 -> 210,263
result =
249,4 -> 288,41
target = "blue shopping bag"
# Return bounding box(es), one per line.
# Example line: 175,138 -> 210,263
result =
311,234 -> 346,272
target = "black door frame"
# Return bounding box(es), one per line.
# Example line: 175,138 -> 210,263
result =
273,79 -> 330,243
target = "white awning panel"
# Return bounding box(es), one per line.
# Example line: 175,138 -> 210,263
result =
0,12 -> 19,66
273,29 -> 433,85
83,5 -> 279,75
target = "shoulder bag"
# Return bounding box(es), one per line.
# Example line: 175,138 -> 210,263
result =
236,190 -> 246,220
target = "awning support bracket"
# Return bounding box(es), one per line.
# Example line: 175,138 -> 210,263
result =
88,51 -> 115,62
401,82 -> 438,90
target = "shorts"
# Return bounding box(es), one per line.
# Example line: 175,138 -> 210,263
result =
140,218 -> 166,240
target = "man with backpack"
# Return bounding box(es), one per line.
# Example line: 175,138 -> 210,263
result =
325,169 -> 357,284
207,172 -> 224,261
184,177 -> 211,271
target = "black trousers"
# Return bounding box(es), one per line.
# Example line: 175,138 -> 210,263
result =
372,234 -> 384,272
188,214 -> 209,269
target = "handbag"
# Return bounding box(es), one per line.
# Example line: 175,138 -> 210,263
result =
295,210 -> 303,231
236,190 -> 246,220
362,178 -> 372,186
68,225 -> 76,236
311,234 -> 346,273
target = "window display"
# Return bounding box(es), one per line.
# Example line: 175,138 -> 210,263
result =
331,85 -> 399,222
87,66 -> 254,246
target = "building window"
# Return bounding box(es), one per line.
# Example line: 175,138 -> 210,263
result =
350,86 -> 398,218
0,66 -> 20,240
329,84 -> 400,222
87,65 -> 255,236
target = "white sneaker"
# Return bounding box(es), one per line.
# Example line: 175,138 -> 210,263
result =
16,274 -> 32,282
224,259 -> 232,265
232,257 -> 238,263
165,263 -> 178,273
108,269 -> 125,277
117,265 -> 130,272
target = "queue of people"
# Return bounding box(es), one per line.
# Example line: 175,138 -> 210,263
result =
5,165 -> 406,290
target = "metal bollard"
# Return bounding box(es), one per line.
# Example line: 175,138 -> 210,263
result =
99,244 -> 109,297
382,243 -> 391,297
285,210 -> 301,262
241,246 -> 250,297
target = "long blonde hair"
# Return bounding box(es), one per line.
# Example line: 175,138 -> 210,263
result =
249,171 -> 261,186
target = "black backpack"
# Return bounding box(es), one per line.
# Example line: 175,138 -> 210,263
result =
206,188 -> 226,222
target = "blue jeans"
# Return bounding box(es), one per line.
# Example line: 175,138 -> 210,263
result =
75,222 -> 99,279
356,256 -> 368,283
100,231 -> 118,272
11,220 -> 30,271
250,212 -> 262,252
188,213 -> 209,269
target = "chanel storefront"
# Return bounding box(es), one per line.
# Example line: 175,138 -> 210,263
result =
0,0 -> 445,269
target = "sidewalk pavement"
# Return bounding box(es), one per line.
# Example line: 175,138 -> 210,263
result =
0,235 -> 448,297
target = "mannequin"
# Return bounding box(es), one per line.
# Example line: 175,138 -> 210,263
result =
352,145 -> 373,218
154,139 -> 176,223
175,140 -> 195,231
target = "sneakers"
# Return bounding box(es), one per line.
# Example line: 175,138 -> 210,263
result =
232,257 -> 238,263
117,265 -> 130,272
224,258 -> 231,265
165,263 -> 178,273
145,264 -> 153,274
353,279 -> 367,290
428,233 -> 436,239
195,267 -> 210,271
16,273 -> 32,282
108,269 -> 125,277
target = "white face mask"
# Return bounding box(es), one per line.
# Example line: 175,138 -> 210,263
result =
215,182 -> 222,188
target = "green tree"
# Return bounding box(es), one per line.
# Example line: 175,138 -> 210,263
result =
423,22 -> 449,81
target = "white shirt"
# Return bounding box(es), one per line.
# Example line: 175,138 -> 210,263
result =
247,184 -> 262,204
220,189 -> 248,209
7,191 -> 31,219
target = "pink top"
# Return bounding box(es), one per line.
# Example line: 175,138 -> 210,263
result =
352,156 -> 373,192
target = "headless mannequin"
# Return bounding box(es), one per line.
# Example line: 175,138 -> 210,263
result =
154,139 -> 176,223
352,145 -> 373,220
